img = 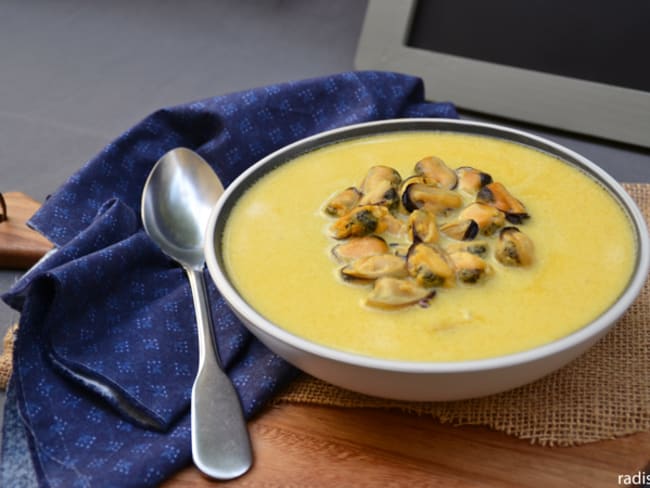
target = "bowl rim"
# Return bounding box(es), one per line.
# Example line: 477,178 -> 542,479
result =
205,118 -> 650,373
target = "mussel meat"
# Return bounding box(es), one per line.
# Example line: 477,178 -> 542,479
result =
340,254 -> 408,281
408,208 -> 439,244
495,227 -> 535,266
445,240 -> 489,257
323,187 -> 361,217
456,166 -> 493,193
477,182 -> 529,223
332,236 -> 389,263
414,156 -> 458,189
406,242 -> 456,288
358,165 -> 401,209
402,183 -> 463,214
366,277 -> 436,309
330,205 -> 389,239
440,219 -> 479,241
449,251 -> 491,283
459,202 -> 505,235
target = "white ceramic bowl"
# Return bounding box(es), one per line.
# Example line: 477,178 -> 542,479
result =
205,119 -> 650,401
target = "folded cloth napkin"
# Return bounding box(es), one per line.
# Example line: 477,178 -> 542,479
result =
1,71 -> 457,487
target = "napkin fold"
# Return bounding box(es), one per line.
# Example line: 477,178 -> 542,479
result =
1,71 -> 457,487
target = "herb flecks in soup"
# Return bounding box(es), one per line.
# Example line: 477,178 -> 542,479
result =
223,132 -> 636,361
323,157 -> 534,309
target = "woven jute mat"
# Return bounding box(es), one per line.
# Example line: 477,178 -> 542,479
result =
0,324 -> 16,390
273,182 -> 650,446
1,183 -> 649,446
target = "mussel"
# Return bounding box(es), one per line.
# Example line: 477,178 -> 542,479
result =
477,182 -> 529,224
406,242 -> 456,288
407,208 -> 439,244
439,219 -> 479,241
323,187 -> 361,217
495,227 -> 535,266
458,202 -> 505,235
401,183 -> 463,214
332,236 -> 389,263
358,165 -> 401,209
382,213 -> 407,237
455,166 -> 493,193
330,205 -> 389,239
340,254 -> 408,281
445,240 -> 489,257
322,159 -> 536,311
449,251 -> 491,283
366,277 -> 436,309
414,156 -> 458,189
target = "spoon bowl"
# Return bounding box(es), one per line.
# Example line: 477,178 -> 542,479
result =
141,148 -> 224,269
141,147 -> 252,480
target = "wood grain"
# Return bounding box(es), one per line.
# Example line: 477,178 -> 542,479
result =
162,403 -> 650,487
0,192 -> 53,269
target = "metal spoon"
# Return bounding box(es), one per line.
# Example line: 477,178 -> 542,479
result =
141,147 -> 252,479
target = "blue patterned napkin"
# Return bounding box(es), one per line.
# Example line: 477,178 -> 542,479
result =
1,71 -> 457,487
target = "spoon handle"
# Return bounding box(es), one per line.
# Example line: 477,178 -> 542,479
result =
186,267 -> 253,480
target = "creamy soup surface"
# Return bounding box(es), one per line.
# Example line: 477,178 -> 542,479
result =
222,132 -> 636,361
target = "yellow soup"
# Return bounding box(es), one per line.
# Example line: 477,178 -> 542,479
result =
222,132 -> 636,361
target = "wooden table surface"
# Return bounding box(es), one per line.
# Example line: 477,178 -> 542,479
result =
5,194 -> 649,487
162,402 -> 650,487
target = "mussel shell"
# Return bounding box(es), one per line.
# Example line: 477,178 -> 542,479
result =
398,176 -> 424,211
504,212 -> 530,225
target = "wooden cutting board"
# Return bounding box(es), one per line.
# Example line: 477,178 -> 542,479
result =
162,403 -> 650,487
0,192 -> 53,269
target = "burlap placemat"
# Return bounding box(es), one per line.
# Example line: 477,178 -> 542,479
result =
1,183 -> 649,446
273,182 -> 650,446
0,323 -> 17,390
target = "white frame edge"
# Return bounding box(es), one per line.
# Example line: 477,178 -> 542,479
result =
354,0 -> 650,148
